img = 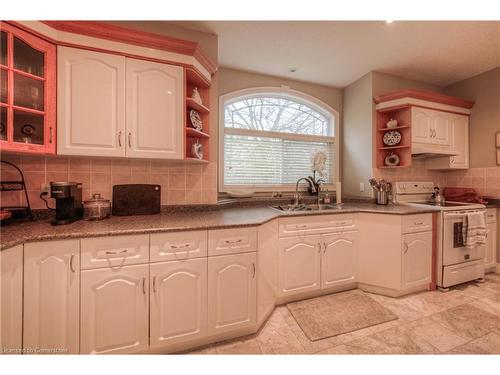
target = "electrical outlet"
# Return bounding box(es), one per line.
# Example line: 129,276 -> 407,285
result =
359,182 -> 365,192
41,183 -> 50,195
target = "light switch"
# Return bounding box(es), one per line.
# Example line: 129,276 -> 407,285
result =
359,182 -> 365,192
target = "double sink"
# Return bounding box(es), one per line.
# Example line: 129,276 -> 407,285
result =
271,203 -> 341,212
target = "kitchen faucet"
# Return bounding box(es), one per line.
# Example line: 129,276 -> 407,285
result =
294,177 -> 314,206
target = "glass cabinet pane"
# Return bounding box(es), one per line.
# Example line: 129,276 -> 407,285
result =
0,69 -> 7,103
0,107 -> 6,141
1,31 -> 7,66
13,36 -> 44,77
13,73 -> 44,110
13,109 -> 44,144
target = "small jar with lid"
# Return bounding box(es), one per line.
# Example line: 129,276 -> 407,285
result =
83,193 -> 111,220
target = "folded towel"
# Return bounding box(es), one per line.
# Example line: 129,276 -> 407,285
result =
462,211 -> 487,248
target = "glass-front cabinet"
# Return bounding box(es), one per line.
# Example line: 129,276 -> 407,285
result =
0,22 -> 56,154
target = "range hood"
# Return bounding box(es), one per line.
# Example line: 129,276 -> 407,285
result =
411,148 -> 459,158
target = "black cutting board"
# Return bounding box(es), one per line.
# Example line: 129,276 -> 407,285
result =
112,184 -> 161,216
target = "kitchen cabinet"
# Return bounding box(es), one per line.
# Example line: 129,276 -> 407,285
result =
57,46 -> 126,157
484,208 -> 497,271
411,107 -> 452,154
0,22 -> 56,154
401,231 -> 432,289
208,252 -> 257,336
80,264 -> 149,354
321,231 -> 358,289
0,245 -> 23,352
426,114 -> 469,170
126,59 -> 183,159
278,235 -> 321,297
57,46 -> 184,159
23,240 -> 80,354
150,258 -> 207,349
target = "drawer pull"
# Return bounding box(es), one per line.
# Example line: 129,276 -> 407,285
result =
225,239 -> 243,244
105,249 -> 128,255
295,225 -> 307,229
171,244 -> 190,249
414,222 -> 424,226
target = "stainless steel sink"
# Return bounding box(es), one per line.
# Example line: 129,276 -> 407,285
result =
270,203 -> 340,212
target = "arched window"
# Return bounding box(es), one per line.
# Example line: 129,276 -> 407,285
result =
219,87 -> 339,191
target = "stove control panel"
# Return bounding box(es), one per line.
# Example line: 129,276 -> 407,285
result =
394,181 -> 435,194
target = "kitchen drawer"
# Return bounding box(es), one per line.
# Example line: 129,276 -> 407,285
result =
402,214 -> 432,234
150,230 -> 207,262
485,208 -> 497,224
208,227 -> 257,256
279,214 -> 357,237
442,260 -> 484,288
81,234 -> 149,270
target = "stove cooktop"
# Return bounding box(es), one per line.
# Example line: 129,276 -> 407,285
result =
416,201 -> 473,207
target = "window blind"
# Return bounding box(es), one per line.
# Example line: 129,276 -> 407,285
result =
224,134 -> 334,186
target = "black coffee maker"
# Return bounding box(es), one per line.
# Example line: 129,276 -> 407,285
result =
49,182 -> 83,225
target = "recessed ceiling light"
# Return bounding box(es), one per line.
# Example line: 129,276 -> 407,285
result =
289,67 -> 297,73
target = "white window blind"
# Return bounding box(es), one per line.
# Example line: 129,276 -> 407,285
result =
220,91 -> 337,190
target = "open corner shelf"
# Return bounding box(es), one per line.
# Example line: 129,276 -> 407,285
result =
185,66 -> 211,164
375,105 -> 412,168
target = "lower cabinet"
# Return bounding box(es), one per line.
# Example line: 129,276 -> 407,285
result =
485,222 -> 497,270
149,258 -> 207,349
401,231 -> 432,289
322,231 -> 358,288
0,245 -> 23,352
23,240 -> 80,354
208,252 -> 257,336
80,264 -> 149,354
278,236 -> 321,296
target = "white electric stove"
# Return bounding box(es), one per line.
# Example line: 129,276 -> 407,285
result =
393,181 -> 486,291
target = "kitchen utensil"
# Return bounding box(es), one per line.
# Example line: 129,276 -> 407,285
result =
382,130 -> 402,146
112,184 -> 161,216
386,119 -> 398,128
191,140 -> 203,159
83,193 -> 111,220
189,109 -> 203,131
376,190 -> 389,205
384,152 -> 400,166
191,87 -> 203,105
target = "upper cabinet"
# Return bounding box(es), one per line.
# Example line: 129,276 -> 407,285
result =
374,89 -> 474,170
0,22 -> 56,154
58,47 -> 184,159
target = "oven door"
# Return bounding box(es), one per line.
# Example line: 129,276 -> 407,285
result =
442,210 -> 486,266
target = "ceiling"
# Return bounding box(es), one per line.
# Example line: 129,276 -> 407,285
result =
170,21 -> 500,88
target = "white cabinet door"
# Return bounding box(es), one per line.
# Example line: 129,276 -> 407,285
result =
24,240 -> 80,354
126,59 -> 183,159
278,235 -> 321,297
401,232 -> 432,289
485,223 -> 497,269
412,107 -> 432,144
58,46 -> 126,157
80,264 -> 149,354
321,231 -> 358,289
431,111 -> 451,146
208,252 -> 256,336
450,114 -> 469,169
0,245 -> 23,352
150,258 -> 207,349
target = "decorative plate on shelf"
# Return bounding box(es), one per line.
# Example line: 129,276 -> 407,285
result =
191,140 -> 204,160
384,152 -> 400,166
382,130 -> 402,146
189,110 -> 203,131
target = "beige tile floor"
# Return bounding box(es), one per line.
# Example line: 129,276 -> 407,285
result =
186,273 -> 500,355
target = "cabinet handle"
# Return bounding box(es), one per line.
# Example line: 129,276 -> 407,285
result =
105,249 -> 128,255
118,131 -> 122,147
296,224 -> 307,229
451,156 -> 455,164
414,222 -> 424,226
128,132 -> 132,148
49,127 -> 53,144
152,276 -> 157,293
171,244 -> 190,249
225,239 -> 243,244
252,263 -> 256,278
142,277 -> 146,295
323,242 -> 327,254
70,254 -> 76,273
403,242 -> 409,253
317,242 -> 321,254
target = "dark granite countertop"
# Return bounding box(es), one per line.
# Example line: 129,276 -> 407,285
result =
0,202 -> 441,251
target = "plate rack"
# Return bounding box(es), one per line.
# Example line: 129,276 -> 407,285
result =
1,160 -> 34,221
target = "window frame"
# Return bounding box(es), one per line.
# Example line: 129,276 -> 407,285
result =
218,86 -> 340,193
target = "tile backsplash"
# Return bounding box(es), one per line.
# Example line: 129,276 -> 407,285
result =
374,158 -> 500,199
0,153 -> 217,209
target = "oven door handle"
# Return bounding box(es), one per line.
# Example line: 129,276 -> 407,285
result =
444,210 -> 485,219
